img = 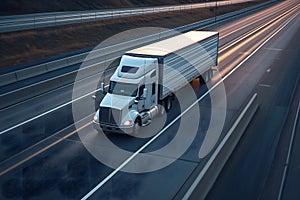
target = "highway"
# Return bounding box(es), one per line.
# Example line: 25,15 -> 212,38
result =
0,0 -> 299,199
0,0 -> 252,33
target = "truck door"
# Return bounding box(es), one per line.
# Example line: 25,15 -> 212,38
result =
149,70 -> 158,107
137,84 -> 146,112
137,58 -> 158,111
146,59 -> 159,109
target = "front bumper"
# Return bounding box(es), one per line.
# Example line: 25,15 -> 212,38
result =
93,120 -> 134,134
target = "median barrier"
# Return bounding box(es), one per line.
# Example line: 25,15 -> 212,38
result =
16,63 -> 48,80
0,72 -> 17,87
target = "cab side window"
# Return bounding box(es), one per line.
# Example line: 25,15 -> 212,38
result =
152,83 -> 155,95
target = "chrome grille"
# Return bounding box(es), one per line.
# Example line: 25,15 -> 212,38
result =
99,107 -> 121,125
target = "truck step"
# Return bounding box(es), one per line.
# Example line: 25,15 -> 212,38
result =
140,112 -> 149,118
142,119 -> 151,127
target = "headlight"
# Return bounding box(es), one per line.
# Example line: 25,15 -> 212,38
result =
123,120 -> 133,126
93,114 -> 98,121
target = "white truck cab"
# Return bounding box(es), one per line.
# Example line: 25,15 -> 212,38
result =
93,55 -> 161,134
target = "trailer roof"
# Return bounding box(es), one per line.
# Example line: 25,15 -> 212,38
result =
126,31 -> 218,57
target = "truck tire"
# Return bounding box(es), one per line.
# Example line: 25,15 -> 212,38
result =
133,118 -> 141,135
159,103 -> 166,115
199,75 -> 205,85
165,96 -> 172,112
208,69 -> 213,81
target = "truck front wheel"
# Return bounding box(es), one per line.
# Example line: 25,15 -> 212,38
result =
132,118 -> 141,135
159,96 -> 172,115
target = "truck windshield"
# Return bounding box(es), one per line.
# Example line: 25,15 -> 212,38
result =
108,81 -> 138,97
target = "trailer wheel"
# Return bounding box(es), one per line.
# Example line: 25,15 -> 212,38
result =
209,69 -> 214,80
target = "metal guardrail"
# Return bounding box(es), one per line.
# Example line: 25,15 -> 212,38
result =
0,0 -> 277,110
0,0 -> 254,33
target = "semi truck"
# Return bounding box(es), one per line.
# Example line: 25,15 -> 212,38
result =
93,30 -> 219,134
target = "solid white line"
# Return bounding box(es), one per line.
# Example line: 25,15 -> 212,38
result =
182,93 -> 257,200
218,0 -> 291,38
183,11 -> 299,200
259,84 -> 271,88
0,88 -> 101,135
277,100 -> 300,200
0,113 -> 93,168
220,12 -> 298,83
81,11 -> 299,200
219,5 -> 299,53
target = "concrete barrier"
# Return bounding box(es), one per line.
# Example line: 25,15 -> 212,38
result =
15,63 -> 48,80
46,58 -> 71,71
0,72 -> 17,86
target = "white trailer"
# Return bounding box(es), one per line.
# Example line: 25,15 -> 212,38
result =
93,31 -> 219,134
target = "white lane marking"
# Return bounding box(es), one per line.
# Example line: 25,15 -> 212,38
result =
182,93 -> 257,200
0,113 -> 92,169
0,121 -> 92,176
184,11 -> 299,200
277,100 -> 300,200
219,5 -> 299,54
218,0 -> 293,38
259,84 -> 271,88
264,47 -> 283,51
0,63 -> 117,134
81,11 -> 299,200
0,88 -> 101,135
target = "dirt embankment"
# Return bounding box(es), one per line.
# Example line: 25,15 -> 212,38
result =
0,0 -> 206,15
0,1 -> 268,69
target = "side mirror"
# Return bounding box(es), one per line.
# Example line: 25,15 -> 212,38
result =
134,98 -> 139,104
100,82 -> 106,94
